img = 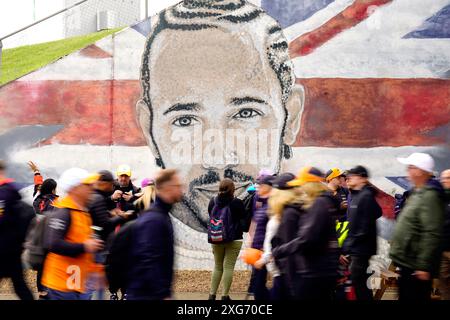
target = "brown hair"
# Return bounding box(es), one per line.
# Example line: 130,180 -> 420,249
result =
219,178 -> 235,198
0,160 -> 5,171
155,169 -> 178,189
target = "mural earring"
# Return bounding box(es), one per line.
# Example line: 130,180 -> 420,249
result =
283,144 -> 292,160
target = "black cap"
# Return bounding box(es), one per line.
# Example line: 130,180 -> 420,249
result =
98,170 -> 114,182
256,174 -> 276,186
272,172 -> 296,190
347,165 -> 369,178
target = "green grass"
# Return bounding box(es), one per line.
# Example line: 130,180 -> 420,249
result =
0,28 -> 123,86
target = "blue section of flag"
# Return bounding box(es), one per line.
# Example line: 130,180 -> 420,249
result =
404,4 -> 450,39
261,0 -> 335,28
386,176 -> 411,190
132,17 -> 152,37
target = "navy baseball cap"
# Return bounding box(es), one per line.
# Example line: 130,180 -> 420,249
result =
272,173 -> 296,190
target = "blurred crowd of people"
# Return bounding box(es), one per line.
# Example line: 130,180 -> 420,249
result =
0,152 -> 449,301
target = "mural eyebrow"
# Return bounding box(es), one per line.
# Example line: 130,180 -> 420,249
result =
163,103 -> 201,115
231,97 -> 268,105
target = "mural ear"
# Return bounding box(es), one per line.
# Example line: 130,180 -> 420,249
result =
283,84 -> 305,146
136,99 -> 161,164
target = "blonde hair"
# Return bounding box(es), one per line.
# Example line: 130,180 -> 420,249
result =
299,182 -> 329,209
134,185 -> 156,211
268,188 -> 302,220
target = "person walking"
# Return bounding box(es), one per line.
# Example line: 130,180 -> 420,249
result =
41,168 -> 104,300
341,166 -> 382,301
253,174 -> 296,300
439,169 -> 450,300
208,178 -> 246,301
390,153 -> 445,301
272,167 -> 340,301
126,169 -> 183,300
325,168 -> 349,220
0,160 -> 35,300
248,174 -> 275,300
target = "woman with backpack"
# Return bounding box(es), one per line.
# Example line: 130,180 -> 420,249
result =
29,178 -> 58,300
32,178 -> 58,215
207,178 -> 246,300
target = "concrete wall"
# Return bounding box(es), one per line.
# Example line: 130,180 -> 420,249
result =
1,0 -> 449,270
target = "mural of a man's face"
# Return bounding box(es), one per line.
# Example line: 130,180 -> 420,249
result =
137,2 -> 304,231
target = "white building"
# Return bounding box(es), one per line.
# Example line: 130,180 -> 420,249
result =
63,0 -> 141,38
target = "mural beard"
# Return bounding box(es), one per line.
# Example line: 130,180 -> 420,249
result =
180,168 -> 256,231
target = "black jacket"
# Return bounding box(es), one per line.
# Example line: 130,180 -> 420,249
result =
88,189 -> 126,241
113,181 -> 141,212
272,193 -> 340,278
0,181 -> 35,257
208,194 -> 245,241
443,189 -> 450,251
33,193 -> 58,215
343,184 -> 382,256
334,186 -> 349,221
271,204 -> 303,292
127,197 -> 174,300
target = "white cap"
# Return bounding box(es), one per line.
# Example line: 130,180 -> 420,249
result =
397,153 -> 435,173
58,168 -> 99,193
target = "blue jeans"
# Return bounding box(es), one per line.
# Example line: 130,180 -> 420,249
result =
47,288 -> 92,300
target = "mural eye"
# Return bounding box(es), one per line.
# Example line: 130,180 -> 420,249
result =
172,116 -> 199,127
233,108 -> 263,120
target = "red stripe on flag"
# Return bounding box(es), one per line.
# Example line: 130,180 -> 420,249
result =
296,78 -> 450,147
1,79 -> 448,148
0,80 -> 146,146
289,0 -> 393,58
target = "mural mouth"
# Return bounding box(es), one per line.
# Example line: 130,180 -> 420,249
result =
194,182 -> 252,198
194,181 -> 252,193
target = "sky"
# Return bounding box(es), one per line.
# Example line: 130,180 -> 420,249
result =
0,0 -> 256,48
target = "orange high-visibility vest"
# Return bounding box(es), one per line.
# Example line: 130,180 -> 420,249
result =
41,196 -> 96,293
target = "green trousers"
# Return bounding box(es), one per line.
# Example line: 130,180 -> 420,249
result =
210,241 -> 243,296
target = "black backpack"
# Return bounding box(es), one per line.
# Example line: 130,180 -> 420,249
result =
105,220 -> 136,293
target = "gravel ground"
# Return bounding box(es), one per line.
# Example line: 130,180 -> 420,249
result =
0,270 -> 253,294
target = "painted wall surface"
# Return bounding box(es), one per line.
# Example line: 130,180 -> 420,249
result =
1,0 -> 450,270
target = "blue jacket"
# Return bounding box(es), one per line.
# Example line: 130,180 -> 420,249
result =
251,195 -> 269,250
126,197 -> 174,300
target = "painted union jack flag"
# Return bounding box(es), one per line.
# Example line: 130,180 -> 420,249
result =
0,0 -> 449,207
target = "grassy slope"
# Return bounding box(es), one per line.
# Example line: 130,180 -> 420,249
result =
0,28 -> 122,85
